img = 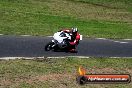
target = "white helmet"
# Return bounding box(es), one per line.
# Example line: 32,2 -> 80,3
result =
72,27 -> 78,33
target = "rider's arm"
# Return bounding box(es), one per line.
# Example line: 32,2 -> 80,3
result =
70,33 -> 80,45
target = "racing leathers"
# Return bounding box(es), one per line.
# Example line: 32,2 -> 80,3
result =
60,29 -> 81,51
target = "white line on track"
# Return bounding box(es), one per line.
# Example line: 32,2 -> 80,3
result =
47,36 -> 53,37
123,39 -> 132,40
0,56 -> 89,60
96,38 -> 107,40
0,56 -> 132,60
67,56 -> 90,58
0,57 -> 44,60
112,41 -> 129,44
96,38 -> 132,41
47,57 -> 65,59
0,34 -> 4,35
96,38 -> 131,44
20,35 -> 31,36
109,57 -> 132,58
119,42 -> 129,44
96,38 -> 129,44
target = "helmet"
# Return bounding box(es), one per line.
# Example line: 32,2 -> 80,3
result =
72,28 -> 78,33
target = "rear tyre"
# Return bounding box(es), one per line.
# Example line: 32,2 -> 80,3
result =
45,42 -> 54,51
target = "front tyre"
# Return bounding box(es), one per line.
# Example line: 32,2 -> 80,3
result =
45,42 -> 54,51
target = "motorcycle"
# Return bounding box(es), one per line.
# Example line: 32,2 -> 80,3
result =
45,31 -> 82,52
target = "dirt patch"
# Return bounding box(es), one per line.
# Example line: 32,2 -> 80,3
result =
36,73 -> 74,82
0,79 -> 12,86
125,68 -> 132,74
86,67 -> 116,74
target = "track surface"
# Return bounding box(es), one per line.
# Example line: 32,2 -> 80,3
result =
0,35 -> 132,58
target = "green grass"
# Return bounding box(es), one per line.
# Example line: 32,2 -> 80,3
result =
0,58 -> 132,88
0,0 -> 132,38
69,0 -> 132,11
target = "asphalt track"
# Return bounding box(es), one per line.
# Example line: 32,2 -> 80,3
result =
0,35 -> 132,58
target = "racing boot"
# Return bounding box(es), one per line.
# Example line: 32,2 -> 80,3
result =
69,45 -> 77,53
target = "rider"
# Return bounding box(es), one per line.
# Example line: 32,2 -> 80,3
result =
60,27 -> 81,51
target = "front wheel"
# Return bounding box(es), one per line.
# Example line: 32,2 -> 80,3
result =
45,42 -> 54,51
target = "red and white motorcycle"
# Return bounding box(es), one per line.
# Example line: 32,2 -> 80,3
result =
45,31 -> 82,52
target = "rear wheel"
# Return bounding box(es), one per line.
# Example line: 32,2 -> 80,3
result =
45,42 -> 54,51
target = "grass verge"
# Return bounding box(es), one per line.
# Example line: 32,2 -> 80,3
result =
0,0 -> 132,38
0,57 -> 132,88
